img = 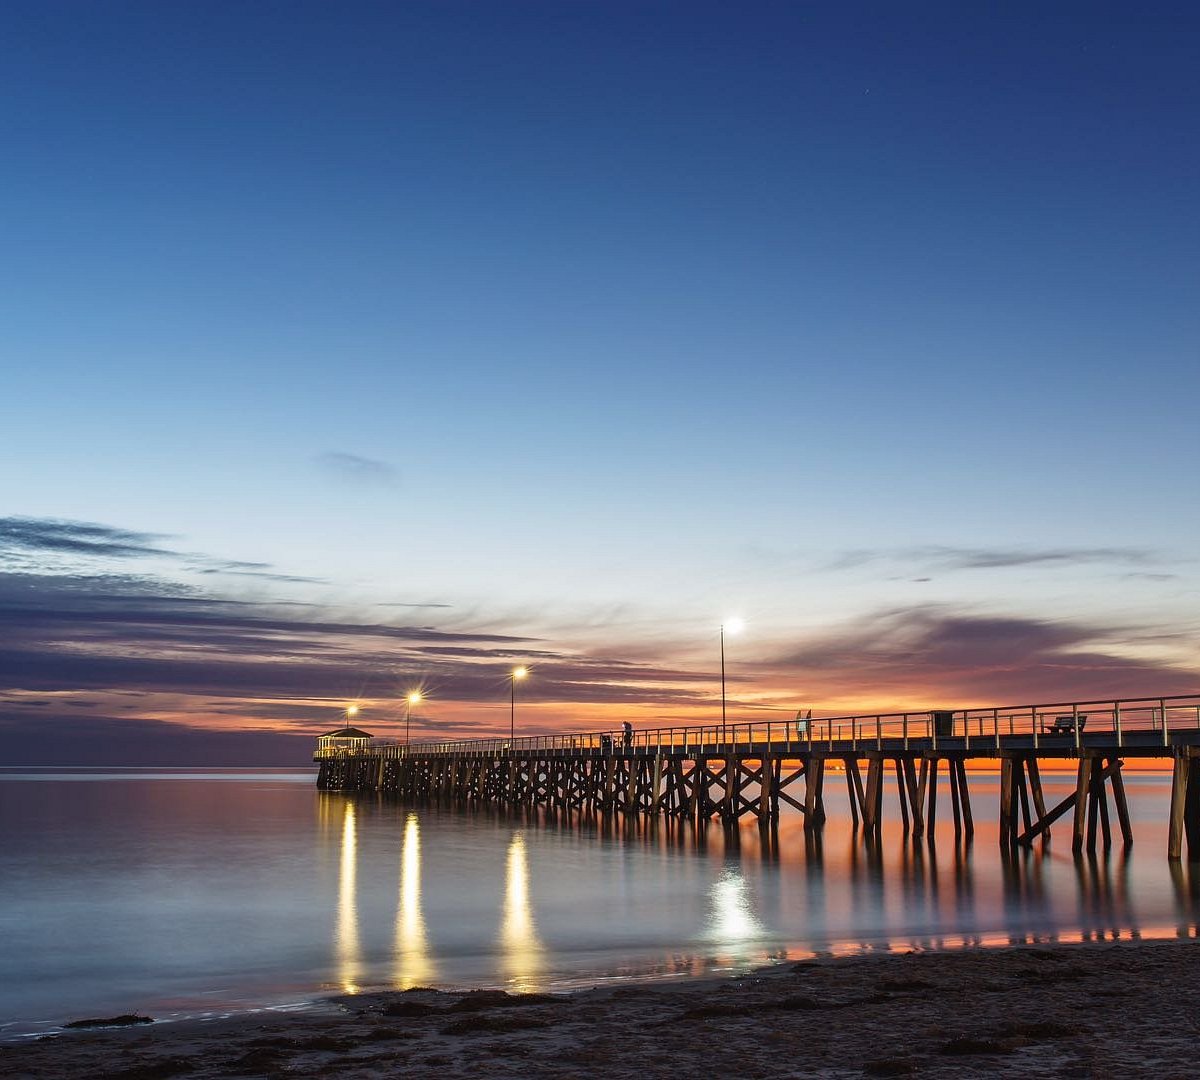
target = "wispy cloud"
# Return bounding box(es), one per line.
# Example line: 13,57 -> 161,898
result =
314,451 -> 400,488
935,547 -> 1156,570
1,515 -> 319,585
196,567 -> 328,585
375,602 -> 454,609
0,517 -> 176,560
3,515 -> 1195,763
766,603 -> 1198,705
0,562 -> 719,764
828,545 -> 1159,573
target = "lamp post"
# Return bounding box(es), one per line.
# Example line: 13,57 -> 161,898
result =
510,667 -> 528,744
720,619 -> 743,748
405,691 -> 422,746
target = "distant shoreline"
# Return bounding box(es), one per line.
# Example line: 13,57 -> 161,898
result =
6,937 -> 1199,1078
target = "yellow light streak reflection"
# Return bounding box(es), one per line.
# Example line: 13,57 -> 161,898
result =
500,833 -> 542,991
394,813 -> 434,988
335,802 -> 362,993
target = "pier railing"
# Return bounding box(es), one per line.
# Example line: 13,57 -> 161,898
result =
314,692 -> 1200,759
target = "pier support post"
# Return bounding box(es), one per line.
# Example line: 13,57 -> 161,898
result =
804,757 -> 826,830
926,757 -> 939,832
1071,758 -> 1090,853
863,757 -> 884,834
1170,753 -> 1193,860
1025,758 -> 1045,841
759,755 -> 774,825
844,757 -> 862,827
948,757 -> 962,836
902,757 -> 923,837
1110,763 -> 1133,848
894,760 -> 910,832
955,759 -> 974,839
722,757 -> 737,822
999,757 -> 1015,848
916,758 -> 932,836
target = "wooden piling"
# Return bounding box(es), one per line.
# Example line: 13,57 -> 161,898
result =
1094,758 -> 1112,850
1180,753 -> 1200,854
1108,763 -> 1128,849
1072,758 -> 1090,853
903,757 -> 924,837
948,757 -> 961,836
1026,758 -> 1047,842
895,759 -> 911,832
844,758 -> 863,827
999,757 -> 1015,849
1189,758 -> 1200,859
804,757 -> 826,830
863,758 -> 884,832
925,758 -> 939,832
955,759 -> 974,839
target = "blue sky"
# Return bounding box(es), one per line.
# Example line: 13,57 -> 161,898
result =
1,2 -> 1197,761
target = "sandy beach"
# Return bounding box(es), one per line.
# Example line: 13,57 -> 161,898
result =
4,939 -> 1199,1079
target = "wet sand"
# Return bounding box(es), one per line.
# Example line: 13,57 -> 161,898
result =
3,939 -> 1199,1078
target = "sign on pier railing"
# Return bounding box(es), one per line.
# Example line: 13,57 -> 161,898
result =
312,693 -> 1200,759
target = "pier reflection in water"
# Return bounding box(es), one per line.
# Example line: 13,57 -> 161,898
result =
500,833 -> 543,991
314,772 -> 1200,998
334,801 -> 361,993
705,867 -> 766,962
394,813 -> 433,989
4,768 -> 1200,1034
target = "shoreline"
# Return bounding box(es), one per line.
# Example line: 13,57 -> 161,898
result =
4,937 -> 1199,1078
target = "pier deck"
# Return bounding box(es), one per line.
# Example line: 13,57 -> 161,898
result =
316,693 -> 1200,858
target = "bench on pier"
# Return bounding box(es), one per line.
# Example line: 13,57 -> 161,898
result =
1048,714 -> 1087,735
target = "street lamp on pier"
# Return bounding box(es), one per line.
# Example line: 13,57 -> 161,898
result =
720,619 -> 744,748
510,667 -> 528,744
405,691 -> 422,745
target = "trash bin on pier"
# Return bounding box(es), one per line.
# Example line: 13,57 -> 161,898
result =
932,710 -> 955,737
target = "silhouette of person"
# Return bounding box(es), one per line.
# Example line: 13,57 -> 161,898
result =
622,721 -> 633,749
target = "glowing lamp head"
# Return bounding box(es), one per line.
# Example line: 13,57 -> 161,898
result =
345,704 -> 359,718
407,691 -> 422,706
512,666 -> 528,681
723,618 -> 745,636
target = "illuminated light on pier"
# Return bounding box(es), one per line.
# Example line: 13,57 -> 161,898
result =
509,666 -> 529,744
720,618 -> 744,745
405,691 -> 423,746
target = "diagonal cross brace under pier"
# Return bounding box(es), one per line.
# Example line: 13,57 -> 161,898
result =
1017,758 -> 1122,846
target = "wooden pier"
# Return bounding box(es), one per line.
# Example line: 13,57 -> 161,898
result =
316,694 -> 1200,859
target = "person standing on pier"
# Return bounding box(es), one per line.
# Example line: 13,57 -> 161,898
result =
622,721 -> 633,749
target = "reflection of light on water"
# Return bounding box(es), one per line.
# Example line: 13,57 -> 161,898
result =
394,813 -> 433,988
501,833 -> 542,991
336,802 -> 361,993
706,868 -> 766,955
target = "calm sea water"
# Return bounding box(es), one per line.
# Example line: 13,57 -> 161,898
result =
2,767 -> 1198,1037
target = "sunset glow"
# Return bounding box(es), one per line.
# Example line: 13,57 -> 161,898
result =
0,4 -> 1195,768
